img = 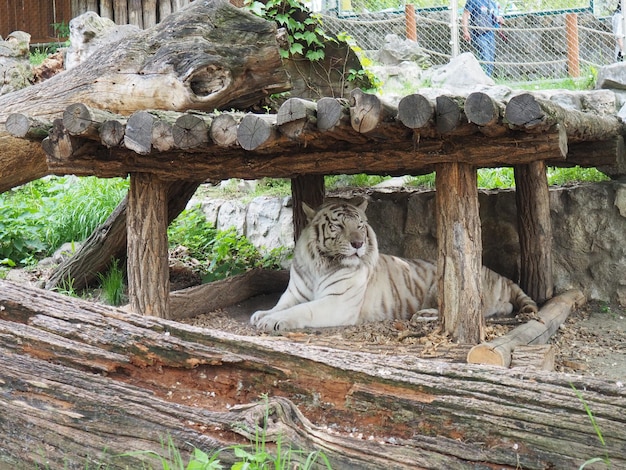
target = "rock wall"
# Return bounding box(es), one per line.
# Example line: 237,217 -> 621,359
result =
197,182 -> 626,306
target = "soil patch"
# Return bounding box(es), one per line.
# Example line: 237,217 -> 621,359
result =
182,292 -> 626,383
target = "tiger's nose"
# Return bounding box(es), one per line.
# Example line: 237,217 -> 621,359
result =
351,240 -> 363,249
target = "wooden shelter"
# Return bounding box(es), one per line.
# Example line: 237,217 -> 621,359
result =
1,2 -> 625,467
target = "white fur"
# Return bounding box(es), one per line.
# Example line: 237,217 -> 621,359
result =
250,200 -> 537,331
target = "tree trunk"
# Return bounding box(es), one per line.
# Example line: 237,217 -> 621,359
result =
436,162 -> 484,343
127,173 -> 170,317
515,161 -> 554,304
0,280 -> 624,470
291,175 -> 325,241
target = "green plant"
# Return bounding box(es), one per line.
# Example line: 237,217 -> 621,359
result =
570,384 -> 610,468
98,258 -> 126,306
53,275 -> 79,298
168,206 -> 287,283
244,0 -> 330,61
0,199 -> 47,265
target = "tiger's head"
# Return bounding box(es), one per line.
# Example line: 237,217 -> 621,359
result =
301,199 -> 378,269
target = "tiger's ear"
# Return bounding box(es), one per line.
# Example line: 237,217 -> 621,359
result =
302,202 -> 317,222
354,198 -> 368,213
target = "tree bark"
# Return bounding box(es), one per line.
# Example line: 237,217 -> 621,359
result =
169,268 -> 289,320
514,161 -> 554,304
0,280 -> 624,470
291,175 -> 325,241
436,162 -> 484,343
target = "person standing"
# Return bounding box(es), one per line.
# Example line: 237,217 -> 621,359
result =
613,4 -> 624,62
462,0 -> 503,77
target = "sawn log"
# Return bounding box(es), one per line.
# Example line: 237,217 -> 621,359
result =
467,289 -> 586,367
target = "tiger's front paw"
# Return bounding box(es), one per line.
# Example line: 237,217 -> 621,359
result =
250,310 -> 300,331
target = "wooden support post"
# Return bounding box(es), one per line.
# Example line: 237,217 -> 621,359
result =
514,161 -> 554,304
127,173 -> 170,318
291,175 -> 325,241
405,4 -> 417,41
566,13 -> 580,78
435,163 -> 484,344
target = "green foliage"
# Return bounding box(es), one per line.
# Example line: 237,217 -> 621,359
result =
0,176 -> 128,266
0,199 -> 47,265
546,166 -> 609,185
325,174 -> 390,189
98,258 -> 126,306
120,398 -> 332,469
168,206 -> 287,283
244,0 -> 330,61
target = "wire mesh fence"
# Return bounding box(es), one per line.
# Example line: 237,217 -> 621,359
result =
314,0 -> 623,81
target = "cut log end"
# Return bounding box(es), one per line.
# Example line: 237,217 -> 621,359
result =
467,344 -> 508,367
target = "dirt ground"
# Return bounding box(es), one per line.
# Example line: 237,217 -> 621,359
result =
182,291 -> 626,384
6,265 -> 626,384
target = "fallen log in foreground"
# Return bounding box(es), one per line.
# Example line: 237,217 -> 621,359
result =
0,280 -> 624,469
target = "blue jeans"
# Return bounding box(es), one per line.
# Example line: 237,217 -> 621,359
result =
472,31 -> 496,76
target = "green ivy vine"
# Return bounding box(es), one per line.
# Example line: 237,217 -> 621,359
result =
244,0 -> 332,61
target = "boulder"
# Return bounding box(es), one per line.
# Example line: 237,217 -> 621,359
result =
0,31 -> 33,95
428,52 -> 495,88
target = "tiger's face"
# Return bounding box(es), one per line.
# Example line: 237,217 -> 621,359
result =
303,201 -> 376,268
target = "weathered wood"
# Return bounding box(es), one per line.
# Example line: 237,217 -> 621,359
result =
128,0 -> 144,28
46,181 -> 201,291
349,89 -> 401,137
144,0 -> 158,28
152,119 -> 175,152
100,0 -> 114,19
0,135 -> 49,193
45,131 -> 567,181
209,113 -> 241,147
467,289 -> 585,367
127,173 -> 170,317
464,91 -> 507,137
42,118 -> 78,160
100,119 -> 127,148
159,0 -> 173,19
114,0 -> 128,25
237,113 -> 280,151
173,113 -> 210,149
5,113 -> 51,139
170,269 -> 289,320
436,95 -> 475,135
515,160 -> 554,303
63,103 -> 122,139
277,97 -> 318,140
465,91 -> 499,126
316,97 -> 347,131
505,92 -> 625,142
0,0 -> 291,192
510,344 -> 556,371
291,174 -> 325,241
124,111 -> 156,154
397,93 -> 435,129
0,280 -> 624,470
435,162 -> 484,343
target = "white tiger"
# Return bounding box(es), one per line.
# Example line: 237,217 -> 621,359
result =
250,200 -> 538,331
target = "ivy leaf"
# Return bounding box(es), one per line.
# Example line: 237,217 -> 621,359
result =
245,1 -> 266,16
305,49 -> 325,61
289,42 -> 305,55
